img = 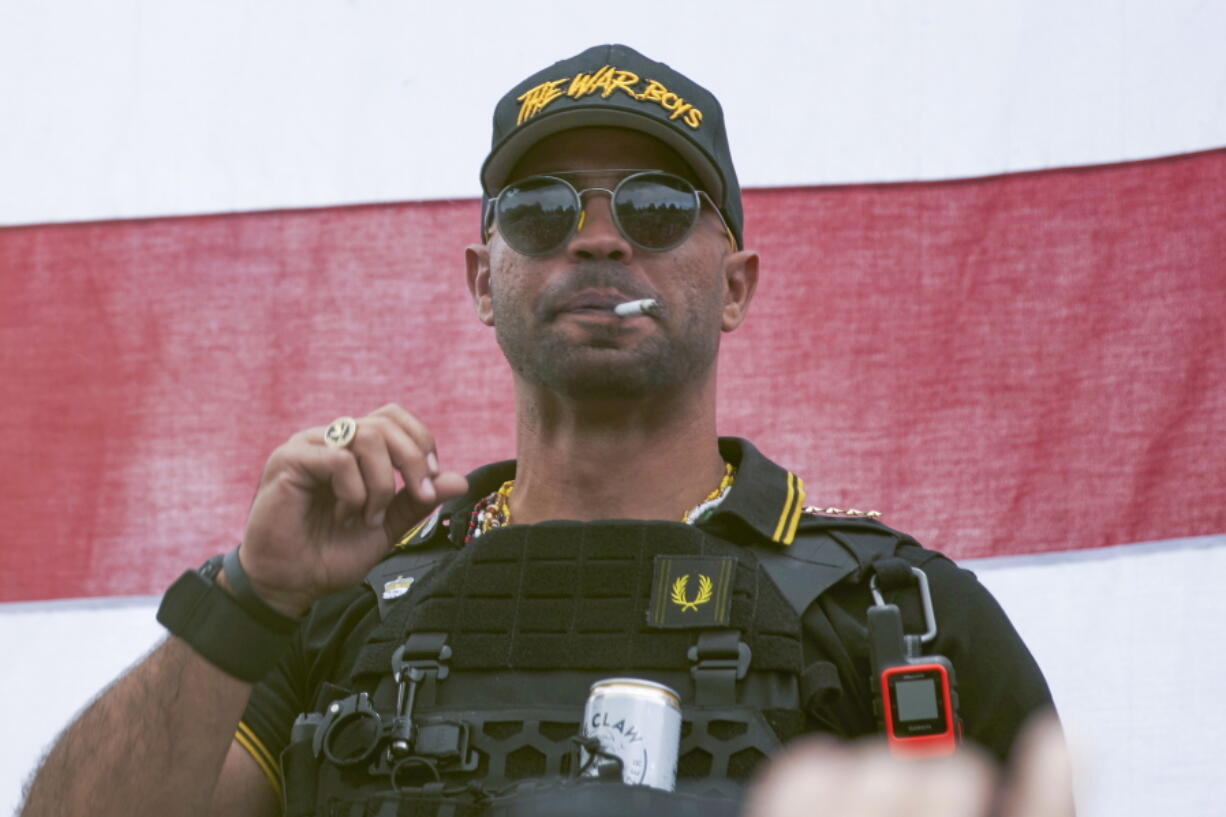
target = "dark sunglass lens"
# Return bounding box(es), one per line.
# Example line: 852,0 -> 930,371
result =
496,178 -> 577,255
614,174 -> 699,250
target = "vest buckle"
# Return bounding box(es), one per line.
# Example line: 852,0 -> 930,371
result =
389,633 -> 452,756
687,630 -> 751,704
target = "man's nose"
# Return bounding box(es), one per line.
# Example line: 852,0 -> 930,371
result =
566,195 -> 634,262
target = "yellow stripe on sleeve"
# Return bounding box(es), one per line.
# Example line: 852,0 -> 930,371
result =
772,472 -> 798,543
235,721 -> 282,797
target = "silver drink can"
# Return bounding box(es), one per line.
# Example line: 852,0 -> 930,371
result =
580,677 -> 681,791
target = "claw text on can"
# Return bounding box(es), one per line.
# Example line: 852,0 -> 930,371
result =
580,677 -> 681,791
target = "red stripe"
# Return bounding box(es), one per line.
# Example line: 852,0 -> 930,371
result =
2,150 -> 1223,602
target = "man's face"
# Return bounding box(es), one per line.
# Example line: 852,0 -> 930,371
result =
479,127 -> 737,401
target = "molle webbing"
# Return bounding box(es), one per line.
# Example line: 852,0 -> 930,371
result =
348,521 -> 803,682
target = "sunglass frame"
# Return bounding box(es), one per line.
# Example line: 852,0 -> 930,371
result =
487,170 -> 730,256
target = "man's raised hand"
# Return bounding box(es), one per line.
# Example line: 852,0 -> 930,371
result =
235,404 -> 468,616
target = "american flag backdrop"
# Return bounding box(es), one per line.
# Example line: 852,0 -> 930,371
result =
2,3 -> 1224,815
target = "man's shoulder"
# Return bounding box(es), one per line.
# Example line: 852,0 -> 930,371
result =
716,436 -> 915,552
296,582 -> 382,672
793,509 -> 946,562
728,501 -> 924,618
721,436 -> 948,555
721,437 -> 963,596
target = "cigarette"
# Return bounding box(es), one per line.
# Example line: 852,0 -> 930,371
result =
613,299 -> 660,317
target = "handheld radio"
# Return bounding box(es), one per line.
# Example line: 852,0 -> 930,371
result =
867,566 -> 961,758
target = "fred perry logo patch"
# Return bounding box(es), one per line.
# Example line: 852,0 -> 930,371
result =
671,574 -> 712,611
648,555 -> 735,628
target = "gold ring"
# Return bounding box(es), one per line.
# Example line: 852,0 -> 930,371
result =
323,416 -> 358,449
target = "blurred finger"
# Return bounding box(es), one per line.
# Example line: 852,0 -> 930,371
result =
745,737 -> 994,817
1000,713 -> 1075,817
743,739 -> 848,817
904,745 -> 995,817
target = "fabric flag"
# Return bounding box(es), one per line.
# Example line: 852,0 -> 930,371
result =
4,149 -> 1224,817
3,149 -> 1224,604
3,5 -> 1225,816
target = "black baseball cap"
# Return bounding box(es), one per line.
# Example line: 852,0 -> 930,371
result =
480,44 -> 744,248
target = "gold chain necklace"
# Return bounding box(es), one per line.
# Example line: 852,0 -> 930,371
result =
469,462 -> 737,540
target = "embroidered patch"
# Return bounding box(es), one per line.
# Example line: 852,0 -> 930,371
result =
516,65 -> 704,129
647,555 -> 735,628
382,575 -> 415,600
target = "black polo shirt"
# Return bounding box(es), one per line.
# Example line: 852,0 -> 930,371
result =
236,438 -> 1053,796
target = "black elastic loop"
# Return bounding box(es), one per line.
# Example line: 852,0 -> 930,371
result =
401,632 -> 452,663
321,709 -> 383,767
870,557 -> 914,592
391,756 -> 443,792
799,660 -> 842,714
223,545 -> 302,633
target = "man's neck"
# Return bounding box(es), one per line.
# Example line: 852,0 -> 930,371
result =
507,382 -> 727,525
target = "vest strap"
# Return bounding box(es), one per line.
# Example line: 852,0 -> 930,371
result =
393,633 -> 451,710
799,660 -> 841,713
687,630 -> 751,705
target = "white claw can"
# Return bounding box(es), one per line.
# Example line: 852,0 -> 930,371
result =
580,677 -> 682,791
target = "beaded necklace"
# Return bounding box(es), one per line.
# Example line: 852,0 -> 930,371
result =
466,462 -> 737,543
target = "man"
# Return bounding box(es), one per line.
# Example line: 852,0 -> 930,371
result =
21,45 -> 1053,817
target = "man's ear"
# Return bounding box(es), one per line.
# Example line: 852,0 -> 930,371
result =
721,248 -> 760,331
465,243 -> 495,326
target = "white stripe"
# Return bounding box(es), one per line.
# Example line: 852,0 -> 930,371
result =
966,534 -> 1226,817
3,535 -> 1222,815
964,531 -> 1226,571
3,0 -> 1225,225
1,596 -> 164,813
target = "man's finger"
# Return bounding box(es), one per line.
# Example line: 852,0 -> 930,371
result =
743,739 -> 849,817
376,419 -> 438,507
744,737 -> 995,817
382,471 -> 469,541
275,441 -> 368,521
347,420 -> 399,527
1000,713 -> 1076,817
372,404 -> 439,475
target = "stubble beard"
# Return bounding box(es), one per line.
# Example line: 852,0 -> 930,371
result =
490,264 -> 722,401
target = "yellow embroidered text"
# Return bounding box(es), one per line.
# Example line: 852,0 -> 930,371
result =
567,65 -> 640,100
517,78 -> 568,125
514,65 -> 704,129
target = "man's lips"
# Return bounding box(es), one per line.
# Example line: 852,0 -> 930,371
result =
552,290 -> 644,315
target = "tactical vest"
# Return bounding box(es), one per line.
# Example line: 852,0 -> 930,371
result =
281,517 -> 915,817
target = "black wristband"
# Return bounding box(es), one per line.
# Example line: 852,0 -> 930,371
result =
222,545 -> 302,632
156,556 -> 300,682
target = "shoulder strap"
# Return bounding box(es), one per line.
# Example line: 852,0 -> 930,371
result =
754,514 -> 918,617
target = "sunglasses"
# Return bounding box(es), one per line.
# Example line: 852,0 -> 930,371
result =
485,170 -> 736,257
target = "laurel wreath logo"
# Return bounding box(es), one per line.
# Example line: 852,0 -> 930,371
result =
670,574 -> 713,612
